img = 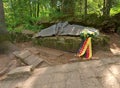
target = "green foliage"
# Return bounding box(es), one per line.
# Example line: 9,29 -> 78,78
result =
111,3 -> 120,16
2,0 -> 120,32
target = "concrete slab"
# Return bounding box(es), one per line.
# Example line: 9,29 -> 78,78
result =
13,50 -> 31,59
7,66 -> 33,78
1,57 -> 120,88
24,55 -> 43,68
13,50 -> 44,68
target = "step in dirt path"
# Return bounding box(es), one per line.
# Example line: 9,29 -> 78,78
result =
7,66 -> 33,78
13,50 -> 44,68
0,57 -> 120,88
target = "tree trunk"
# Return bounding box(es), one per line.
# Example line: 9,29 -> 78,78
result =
61,0 -> 75,15
79,0 -> 83,14
0,0 -> 18,53
0,0 -> 7,33
50,0 -> 57,8
0,0 -> 8,42
29,0 -> 32,17
103,0 -> 112,16
37,0 -> 40,17
84,0 -> 87,20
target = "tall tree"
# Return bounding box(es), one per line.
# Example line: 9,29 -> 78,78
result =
84,0 -> 87,19
0,0 -> 17,53
37,0 -> 40,17
61,0 -> 75,15
0,0 -> 8,42
79,0 -> 83,14
103,0 -> 112,16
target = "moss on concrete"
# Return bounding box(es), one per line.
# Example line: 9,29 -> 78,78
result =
9,32 -> 110,52
35,37 -> 80,52
10,32 -> 32,43
92,35 -> 110,51
33,35 -> 110,52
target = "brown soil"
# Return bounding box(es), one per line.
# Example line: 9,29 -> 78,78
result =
0,33 -> 120,77
0,54 -> 19,79
93,33 -> 120,58
14,33 -> 120,65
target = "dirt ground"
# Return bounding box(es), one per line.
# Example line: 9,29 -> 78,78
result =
0,33 -> 120,77
14,33 -> 120,66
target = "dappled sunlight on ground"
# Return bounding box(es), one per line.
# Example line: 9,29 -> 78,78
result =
104,72 -> 119,88
109,65 -> 119,75
110,43 -> 120,55
109,34 -> 120,56
1,56 -> 120,88
104,64 -> 120,88
22,67 -> 50,88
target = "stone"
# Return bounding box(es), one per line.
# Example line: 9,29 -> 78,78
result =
7,66 -> 33,78
33,36 -> 81,52
24,55 -> 44,68
13,50 -> 31,59
13,50 -> 44,67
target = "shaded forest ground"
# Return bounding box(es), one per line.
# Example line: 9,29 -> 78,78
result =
0,13 -> 120,78
0,33 -> 120,79
14,33 -> 120,61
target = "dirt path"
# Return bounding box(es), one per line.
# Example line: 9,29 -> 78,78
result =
109,33 -> 120,55
0,54 -> 19,79
14,33 -> 120,66
0,34 -> 119,78
110,33 -> 120,48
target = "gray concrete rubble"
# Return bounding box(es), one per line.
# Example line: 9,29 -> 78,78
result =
7,66 -> 33,78
33,22 -> 99,37
13,50 -> 44,68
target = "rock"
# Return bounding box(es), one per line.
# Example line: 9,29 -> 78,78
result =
33,36 -> 81,52
13,50 -> 44,68
33,36 -> 109,52
24,55 -> 44,68
7,66 -> 33,78
33,22 -> 98,37
13,50 -> 31,59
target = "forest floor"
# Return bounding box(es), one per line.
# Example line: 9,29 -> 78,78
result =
15,33 -> 120,65
0,33 -> 120,78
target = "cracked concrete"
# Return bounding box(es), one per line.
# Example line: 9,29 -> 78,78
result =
0,57 -> 120,88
